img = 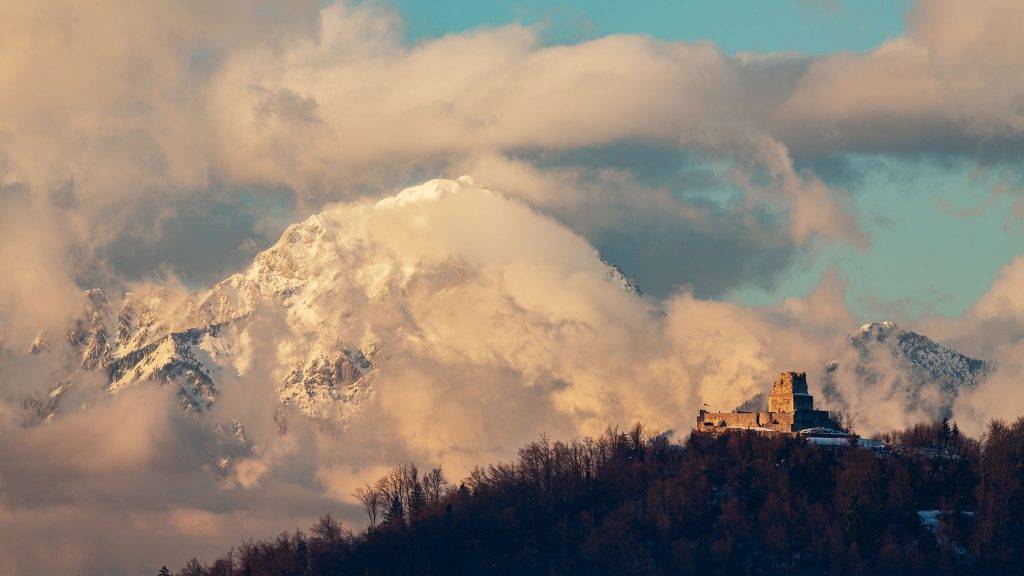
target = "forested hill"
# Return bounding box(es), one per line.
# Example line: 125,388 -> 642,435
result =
165,419 -> 1024,576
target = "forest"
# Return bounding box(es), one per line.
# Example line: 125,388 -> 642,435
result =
162,417 -> 1024,576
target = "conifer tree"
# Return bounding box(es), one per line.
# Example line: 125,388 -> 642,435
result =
408,477 -> 427,520
384,492 -> 405,526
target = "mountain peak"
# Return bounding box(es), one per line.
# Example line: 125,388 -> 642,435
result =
374,176 -> 482,210
857,320 -> 898,334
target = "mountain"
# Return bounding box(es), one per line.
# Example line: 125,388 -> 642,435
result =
822,321 -> 992,426
20,177 -> 640,435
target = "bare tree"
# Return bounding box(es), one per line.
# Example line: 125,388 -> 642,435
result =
374,464 -> 416,525
353,483 -> 383,527
424,466 -> 448,505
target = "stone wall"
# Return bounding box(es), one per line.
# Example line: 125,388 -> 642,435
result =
697,410 -> 796,433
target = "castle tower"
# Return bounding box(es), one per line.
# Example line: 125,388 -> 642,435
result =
768,371 -> 813,413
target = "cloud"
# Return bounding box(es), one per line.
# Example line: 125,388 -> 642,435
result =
0,187 -> 83,341
917,256 -> 1024,435
4,0 -> 1021,320
971,255 -> 1024,320
454,150 -> 804,298
775,0 -> 1024,157
0,0 -> 865,315
210,12 -> 866,252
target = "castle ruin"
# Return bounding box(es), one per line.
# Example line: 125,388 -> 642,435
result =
697,371 -> 838,433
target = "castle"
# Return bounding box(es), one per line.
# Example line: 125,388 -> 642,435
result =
697,371 -> 838,433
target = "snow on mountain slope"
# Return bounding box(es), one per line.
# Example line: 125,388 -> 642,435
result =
822,321 -> 992,431
106,326 -> 220,409
22,177 -> 646,438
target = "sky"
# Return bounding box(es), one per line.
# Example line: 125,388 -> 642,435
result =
5,1 -> 1024,574
736,157 -> 1024,317
392,0 -> 909,54
385,0 -> 1021,319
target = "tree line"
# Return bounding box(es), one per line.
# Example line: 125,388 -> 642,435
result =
162,416 -> 1024,575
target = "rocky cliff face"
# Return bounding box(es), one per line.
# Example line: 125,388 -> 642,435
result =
23,288 -> 221,421
24,279 -> 378,427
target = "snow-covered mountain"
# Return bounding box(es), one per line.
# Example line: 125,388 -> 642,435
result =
22,177 -> 643,435
822,321 -> 992,427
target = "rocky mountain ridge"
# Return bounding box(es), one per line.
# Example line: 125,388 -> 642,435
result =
822,321 -> 991,425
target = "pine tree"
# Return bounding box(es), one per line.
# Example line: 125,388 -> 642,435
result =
408,478 -> 427,520
158,567 -> 171,576
295,534 -> 309,574
384,492 -> 405,526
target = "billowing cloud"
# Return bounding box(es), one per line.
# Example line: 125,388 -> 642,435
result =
920,256 -> 1024,434
776,0 -> 1024,156
3,0 -> 1022,313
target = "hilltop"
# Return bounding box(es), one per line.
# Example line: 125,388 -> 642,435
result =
164,417 -> 1024,576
